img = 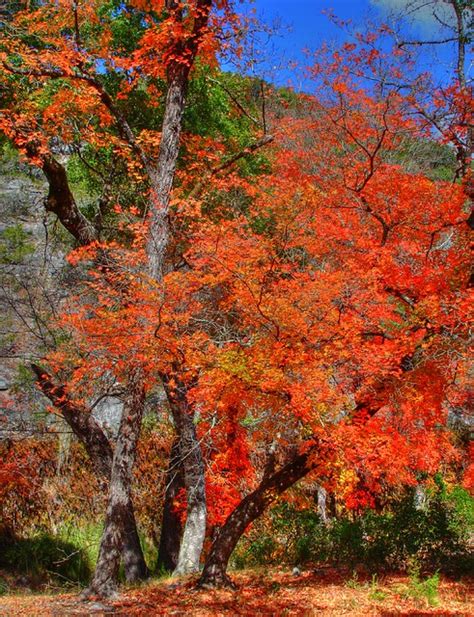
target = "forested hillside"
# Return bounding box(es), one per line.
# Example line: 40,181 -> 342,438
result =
0,1 -> 472,614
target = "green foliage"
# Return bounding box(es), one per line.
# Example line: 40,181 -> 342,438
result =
368,574 -> 387,602
232,533 -> 277,569
9,363 -> 37,400
344,571 -> 362,589
57,523 -> 154,584
387,137 -> 457,181
0,224 -> 35,264
401,564 -> 440,607
184,72 -> 235,139
233,483 -> 474,575
0,575 -> 9,596
56,524 -> 103,574
107,2 -> 148,55
183,71 -> 271,174
66,146 -> 148,241
0,533 -> 92,586
0,140 -> 19,163
232,503 -> 327,568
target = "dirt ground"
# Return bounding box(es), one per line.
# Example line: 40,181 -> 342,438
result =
0,569 -> 472,616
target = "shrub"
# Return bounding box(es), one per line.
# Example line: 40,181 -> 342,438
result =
401,564 -> 440,607
0,533 -> 91,586
0,225 -> 35,264
231,480 -> 473,574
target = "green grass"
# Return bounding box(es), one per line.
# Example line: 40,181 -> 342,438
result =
0,533 -> 92,587
56,523 -> 103,572
400,564 -> 440,607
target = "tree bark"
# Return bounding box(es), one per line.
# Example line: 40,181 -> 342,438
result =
29,0 -> 212,593
83,369 -> 147,599
146,0 -> 212,280
31,364 -> 113,475
122,517 -> 149,583
162,375 -> 207,575
143,0 -> 213,575
198,446 -> 316,588
31,365 -> 148,584
450,0 -> 472,178
32,152 -> 98,246
147,66 -> 189,280
156,437 -> 184,572
173,412 -> 207,575
317,485 -> 329,525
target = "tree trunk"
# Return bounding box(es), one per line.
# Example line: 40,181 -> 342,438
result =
146,0 -> 212,280
162,373 -> 207,575
29,0 -> 212,595
122,514 -> 149,582
37,153 -> 98,246
156,437 -> 184,572
82,369 -> 146,599
414,484 -> 428,511
199,447 -> 316,588
147,67 -> 188,280
32,364 -> 148,583
317,485 -> 329,525
144,9 -> 212,572
174,411 -> 207,575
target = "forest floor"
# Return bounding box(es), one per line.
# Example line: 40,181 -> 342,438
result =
0,568 -> 472,616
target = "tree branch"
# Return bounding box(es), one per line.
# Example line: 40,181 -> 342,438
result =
189,134 -> 274,200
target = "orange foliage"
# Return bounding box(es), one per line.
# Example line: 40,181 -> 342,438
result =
1,0 -> 471,528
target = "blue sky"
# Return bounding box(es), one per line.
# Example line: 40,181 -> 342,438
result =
239,0 -> 462,89
254,0 -> 375,49
250,0 -> 376,87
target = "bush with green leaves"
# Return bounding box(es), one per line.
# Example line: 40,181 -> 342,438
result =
0,533 -> 91,587
399,564 -> 440,607
232,480 -> 473,575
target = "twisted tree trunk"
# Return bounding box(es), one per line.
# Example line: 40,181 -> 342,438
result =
82,369 -> 146,599
199,447 -> 316,588
31,364 -> 148,582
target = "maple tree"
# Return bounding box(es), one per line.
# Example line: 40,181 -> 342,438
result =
0,0 -> 472,601
0,0 -> 272,598
194,41 -> 472,586
194,10 -> 471,585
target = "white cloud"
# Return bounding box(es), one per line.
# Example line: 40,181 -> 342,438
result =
370,0 -> 455,32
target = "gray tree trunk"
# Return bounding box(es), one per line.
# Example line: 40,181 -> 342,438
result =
174,412 -> 207,575
83,369 -> 146,599
143,6 -> 213,575
414,484 -> 428,511
31,364 -> 148,582
317,485 -> 329,525
147,67 -> 188,281
156,437 -> 184,572
122,517 -> 148,582
162,373 -> 207,575
28,0 -> 213,596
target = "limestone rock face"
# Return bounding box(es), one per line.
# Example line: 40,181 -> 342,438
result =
0,157 -> 164,440
0,162 -> 54,436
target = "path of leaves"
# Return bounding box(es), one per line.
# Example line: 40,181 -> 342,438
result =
0,570 -> 472,616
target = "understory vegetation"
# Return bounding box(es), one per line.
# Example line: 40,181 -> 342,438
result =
233,482 -> 474,575
0,431 -> 472,594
